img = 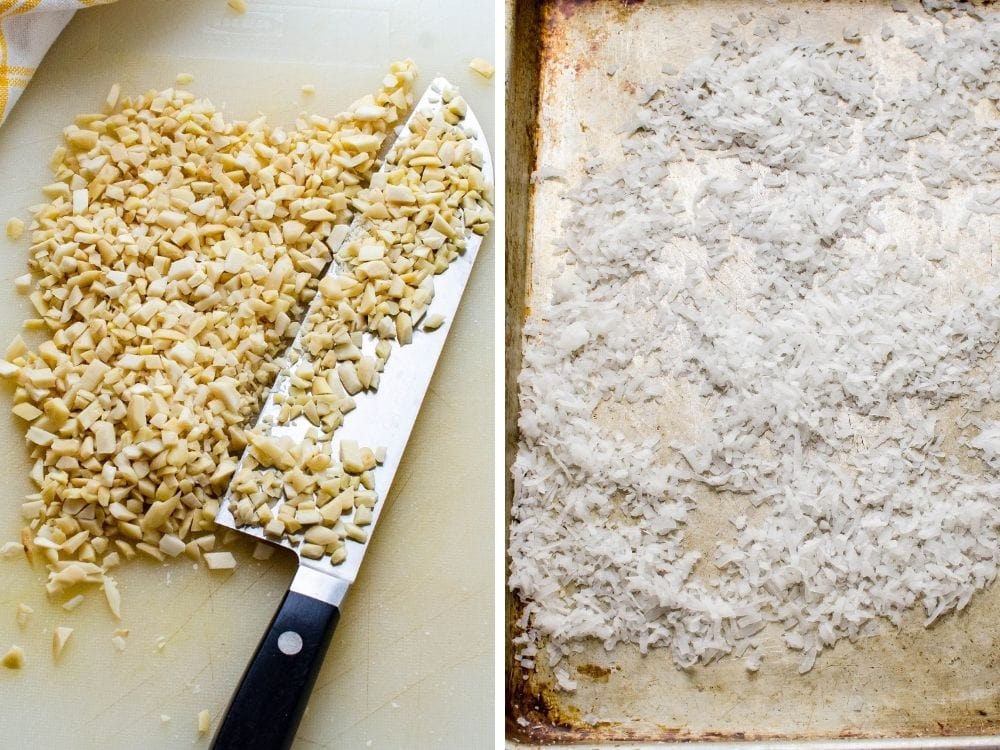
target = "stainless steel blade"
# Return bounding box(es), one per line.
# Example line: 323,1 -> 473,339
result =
214,78 -> 492,602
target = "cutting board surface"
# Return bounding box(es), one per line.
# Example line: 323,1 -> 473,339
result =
0,1 -> 494,748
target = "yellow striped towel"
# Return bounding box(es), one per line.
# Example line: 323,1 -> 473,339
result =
0,0 -> 118,126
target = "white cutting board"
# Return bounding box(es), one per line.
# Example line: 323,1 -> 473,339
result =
0,1 -> 494,748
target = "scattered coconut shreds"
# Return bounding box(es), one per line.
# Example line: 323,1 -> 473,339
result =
111,634 -> 127,652
227,0 -> 246,14
301,84 -> 316,95
1,62 -> 417,603
511,8 -> 1000,682
197,709 -> 211,735
176,73 -> 194,86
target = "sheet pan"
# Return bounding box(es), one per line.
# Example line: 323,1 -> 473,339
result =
505,0 -> 1000,745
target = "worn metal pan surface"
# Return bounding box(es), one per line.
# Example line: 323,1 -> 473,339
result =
505,0 -> 1000,745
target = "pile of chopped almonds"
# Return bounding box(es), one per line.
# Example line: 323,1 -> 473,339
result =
0,61 -> 417,614
228,86 -> 494,564
277,91 -> 491,434
230,433 -> 374,563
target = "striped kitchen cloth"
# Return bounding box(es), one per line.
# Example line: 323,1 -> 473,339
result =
1,0 -> 117,126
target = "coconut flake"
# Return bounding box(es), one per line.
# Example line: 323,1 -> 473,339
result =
511,6 -> 1000,681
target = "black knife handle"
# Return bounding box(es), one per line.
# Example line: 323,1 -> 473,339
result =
212,588 -> 341,750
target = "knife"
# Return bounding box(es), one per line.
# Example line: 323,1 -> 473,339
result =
209,77 -> 492,750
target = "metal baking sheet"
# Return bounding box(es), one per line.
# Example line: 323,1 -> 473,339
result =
505,0 -> 1000,745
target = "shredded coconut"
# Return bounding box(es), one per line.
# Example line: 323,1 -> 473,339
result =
511,9 -> 1000,680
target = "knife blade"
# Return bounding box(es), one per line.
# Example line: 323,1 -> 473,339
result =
210,77 -> 492,750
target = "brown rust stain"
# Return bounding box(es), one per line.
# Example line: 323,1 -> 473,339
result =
506,597 -> 612,742
552,0 -> 645,23
575,663 -> 611,681
508,594 -> 1000,742
541,1 -> 634,78
507,659 -> 583,742
508,589 -> 1000,742
506,0 -> 543,499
